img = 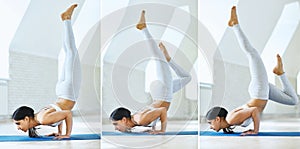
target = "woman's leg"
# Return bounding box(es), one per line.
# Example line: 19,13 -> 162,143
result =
56,4 -> 81,101
158,43 -> 192,93
137,10 -> 173,102
268,55 -> 299,105
229,6 -> 269,99
170,60 -> 192,93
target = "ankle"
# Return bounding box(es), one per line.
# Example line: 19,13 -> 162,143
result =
136,23 -> 146,30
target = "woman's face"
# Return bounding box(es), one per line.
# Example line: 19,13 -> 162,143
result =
13,117 -> 30,132
111,117 -> 130,132
207,117 -> 221,132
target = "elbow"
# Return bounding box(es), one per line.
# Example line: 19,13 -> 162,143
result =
160,107 -> 167,117
291,98 -> 299,105
163,107 -> 167,111
252,107 -> 260,116
66,110 -> 73,118
253,107 -> 259,112
63,110 -> 73,120
161,107 -> 167,113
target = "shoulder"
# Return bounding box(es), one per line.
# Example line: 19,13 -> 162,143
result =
226,107 -> 253,125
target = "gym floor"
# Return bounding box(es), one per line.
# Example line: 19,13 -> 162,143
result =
200,116 -> 300,149
2,116 -> 300,148
0,114 -> 100,149
101,120 -> 198,149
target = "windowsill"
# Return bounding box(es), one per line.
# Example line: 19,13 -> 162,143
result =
199,82 -> 213,89
0,77 -> 10,81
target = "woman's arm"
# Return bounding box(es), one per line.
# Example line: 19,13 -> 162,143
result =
241,107 -> 260,136
58,123 -> 63,135
139,107 -> 167,134
156,107 -> 167,134
63,110 -> 73,137
227,107 -> 260,135
39,110 -> 73,139
45,122 -> 63,137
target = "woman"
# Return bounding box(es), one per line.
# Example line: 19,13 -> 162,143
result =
109,10 -> 192,134
12,4 -> 81,139
206,6 -> 299,136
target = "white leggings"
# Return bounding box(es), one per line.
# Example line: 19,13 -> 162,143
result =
55,20 -> 81,101
233,25 -> 298,105
142,28 -> 191,102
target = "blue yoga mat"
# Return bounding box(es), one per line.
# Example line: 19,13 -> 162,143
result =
200,131 -> 300,136
0,134 -> 100,142
102,131 -> 198,136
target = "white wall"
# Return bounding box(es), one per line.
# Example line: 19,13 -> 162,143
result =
8,51 -> 57,114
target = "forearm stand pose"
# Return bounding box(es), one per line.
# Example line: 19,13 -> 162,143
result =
12,4 -> 81,139
110,10 -> 191,134
206,6 -> 298,136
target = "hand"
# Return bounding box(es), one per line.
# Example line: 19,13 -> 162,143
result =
141,126 -> 155,133
240,129 -> 258,136
53,135 -> 70,140
141,129 -> 152,133
148,130 -> 165,135
46,132 -> 61,137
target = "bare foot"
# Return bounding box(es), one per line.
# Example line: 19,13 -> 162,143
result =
228,6 -> 239,27
273,54 -> 284,75
159,42 -> 171,62
136,10 -> 146,30
61,4 -> 78,21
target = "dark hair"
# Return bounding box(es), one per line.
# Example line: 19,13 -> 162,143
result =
12,106 -> 34,120
206,106 -> 234,134
110,107 -> 131,121
12,106 -> 40,138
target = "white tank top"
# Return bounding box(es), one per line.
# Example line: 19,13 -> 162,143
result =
240,117 -> 253,127
48,104 -> 63,127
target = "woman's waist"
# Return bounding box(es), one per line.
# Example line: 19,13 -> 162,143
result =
246,99 -> 268,112
150,100 -> 171,109
55,98 -> 75,110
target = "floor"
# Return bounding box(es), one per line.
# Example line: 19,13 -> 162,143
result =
101,120 -> 198,149
200,116 -> 300,149
0,114 -> 100,149
2,116 -> 300,149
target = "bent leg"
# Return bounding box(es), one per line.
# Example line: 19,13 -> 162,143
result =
169,60 -> 191,93
157,42 -> 191,93
142,28 -> 173,101
269,54 -> 298,105
138,10 -> 173,102
269,74 -> 299,105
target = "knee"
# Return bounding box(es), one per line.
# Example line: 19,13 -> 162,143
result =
292,97 -> 299,105
287,95 -> 299,105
